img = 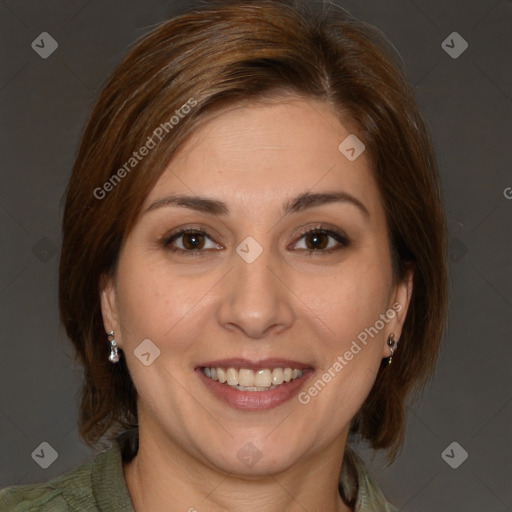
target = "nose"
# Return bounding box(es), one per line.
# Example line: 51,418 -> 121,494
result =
216,247 -> 296,339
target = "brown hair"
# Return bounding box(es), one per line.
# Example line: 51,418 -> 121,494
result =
59,0 -> 448,461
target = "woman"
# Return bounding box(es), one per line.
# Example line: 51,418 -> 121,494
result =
0,0 -> 448,510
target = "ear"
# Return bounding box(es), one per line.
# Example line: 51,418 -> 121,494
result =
382,266 -> 414,358
100,273 -> 121,346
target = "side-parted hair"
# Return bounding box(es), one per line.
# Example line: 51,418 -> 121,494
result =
59,0 -> 448,461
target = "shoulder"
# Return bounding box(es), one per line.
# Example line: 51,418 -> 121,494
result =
0,462 -> 94,512
0,443 -> 122,512
341,446 -> 399,512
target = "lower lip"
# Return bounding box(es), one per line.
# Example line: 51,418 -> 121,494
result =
196,368 -> 314,411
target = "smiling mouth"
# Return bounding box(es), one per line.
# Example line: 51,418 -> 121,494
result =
202,366 -> 306,391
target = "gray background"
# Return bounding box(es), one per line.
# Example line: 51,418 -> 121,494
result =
0,0 -> 510,510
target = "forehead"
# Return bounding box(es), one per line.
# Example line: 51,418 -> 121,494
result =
143,97 -> 382,218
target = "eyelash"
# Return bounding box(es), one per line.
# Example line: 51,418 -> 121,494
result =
163,228 -> 217,257
294,225 -> 349,255
162,225 -> 349,257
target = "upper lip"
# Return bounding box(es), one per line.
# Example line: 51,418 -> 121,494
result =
197,358 -> 313,371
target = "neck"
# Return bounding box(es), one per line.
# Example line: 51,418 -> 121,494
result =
123,429 -> 353,512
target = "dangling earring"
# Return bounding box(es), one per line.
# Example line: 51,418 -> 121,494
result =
387,334 -> 398,365
107,331 -> 120,363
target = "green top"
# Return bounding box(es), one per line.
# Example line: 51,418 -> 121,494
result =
0,438 -> 398,511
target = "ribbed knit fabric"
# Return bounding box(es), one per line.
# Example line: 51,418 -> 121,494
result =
0,438 -> 398,511
0,439 -> 132,511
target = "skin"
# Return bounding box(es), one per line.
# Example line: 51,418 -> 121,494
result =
101,96 -> 413,512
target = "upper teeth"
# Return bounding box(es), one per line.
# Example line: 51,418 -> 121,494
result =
203,367 -> 304,389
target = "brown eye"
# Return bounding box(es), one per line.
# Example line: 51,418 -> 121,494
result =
304,232 -> 329,250
293,227 -> 349,252
181,232 -> 205,250
164,228 -> 222,254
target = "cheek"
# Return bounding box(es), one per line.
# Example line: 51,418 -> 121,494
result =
301,260 -> 392,345
293,255 -> 392,413
114,253 -> 220,354
113,256 -> 170,339
296,270 -> 390,431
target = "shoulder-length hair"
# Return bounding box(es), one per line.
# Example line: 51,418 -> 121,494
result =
59,0 -> 448,461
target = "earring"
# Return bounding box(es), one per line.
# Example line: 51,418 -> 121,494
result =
387,334 -> 398,365
107,331 -> 120,363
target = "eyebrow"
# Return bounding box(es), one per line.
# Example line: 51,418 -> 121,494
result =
144,191 -> 369,217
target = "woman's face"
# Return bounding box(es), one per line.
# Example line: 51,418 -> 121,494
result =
102,96 -> 411,475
